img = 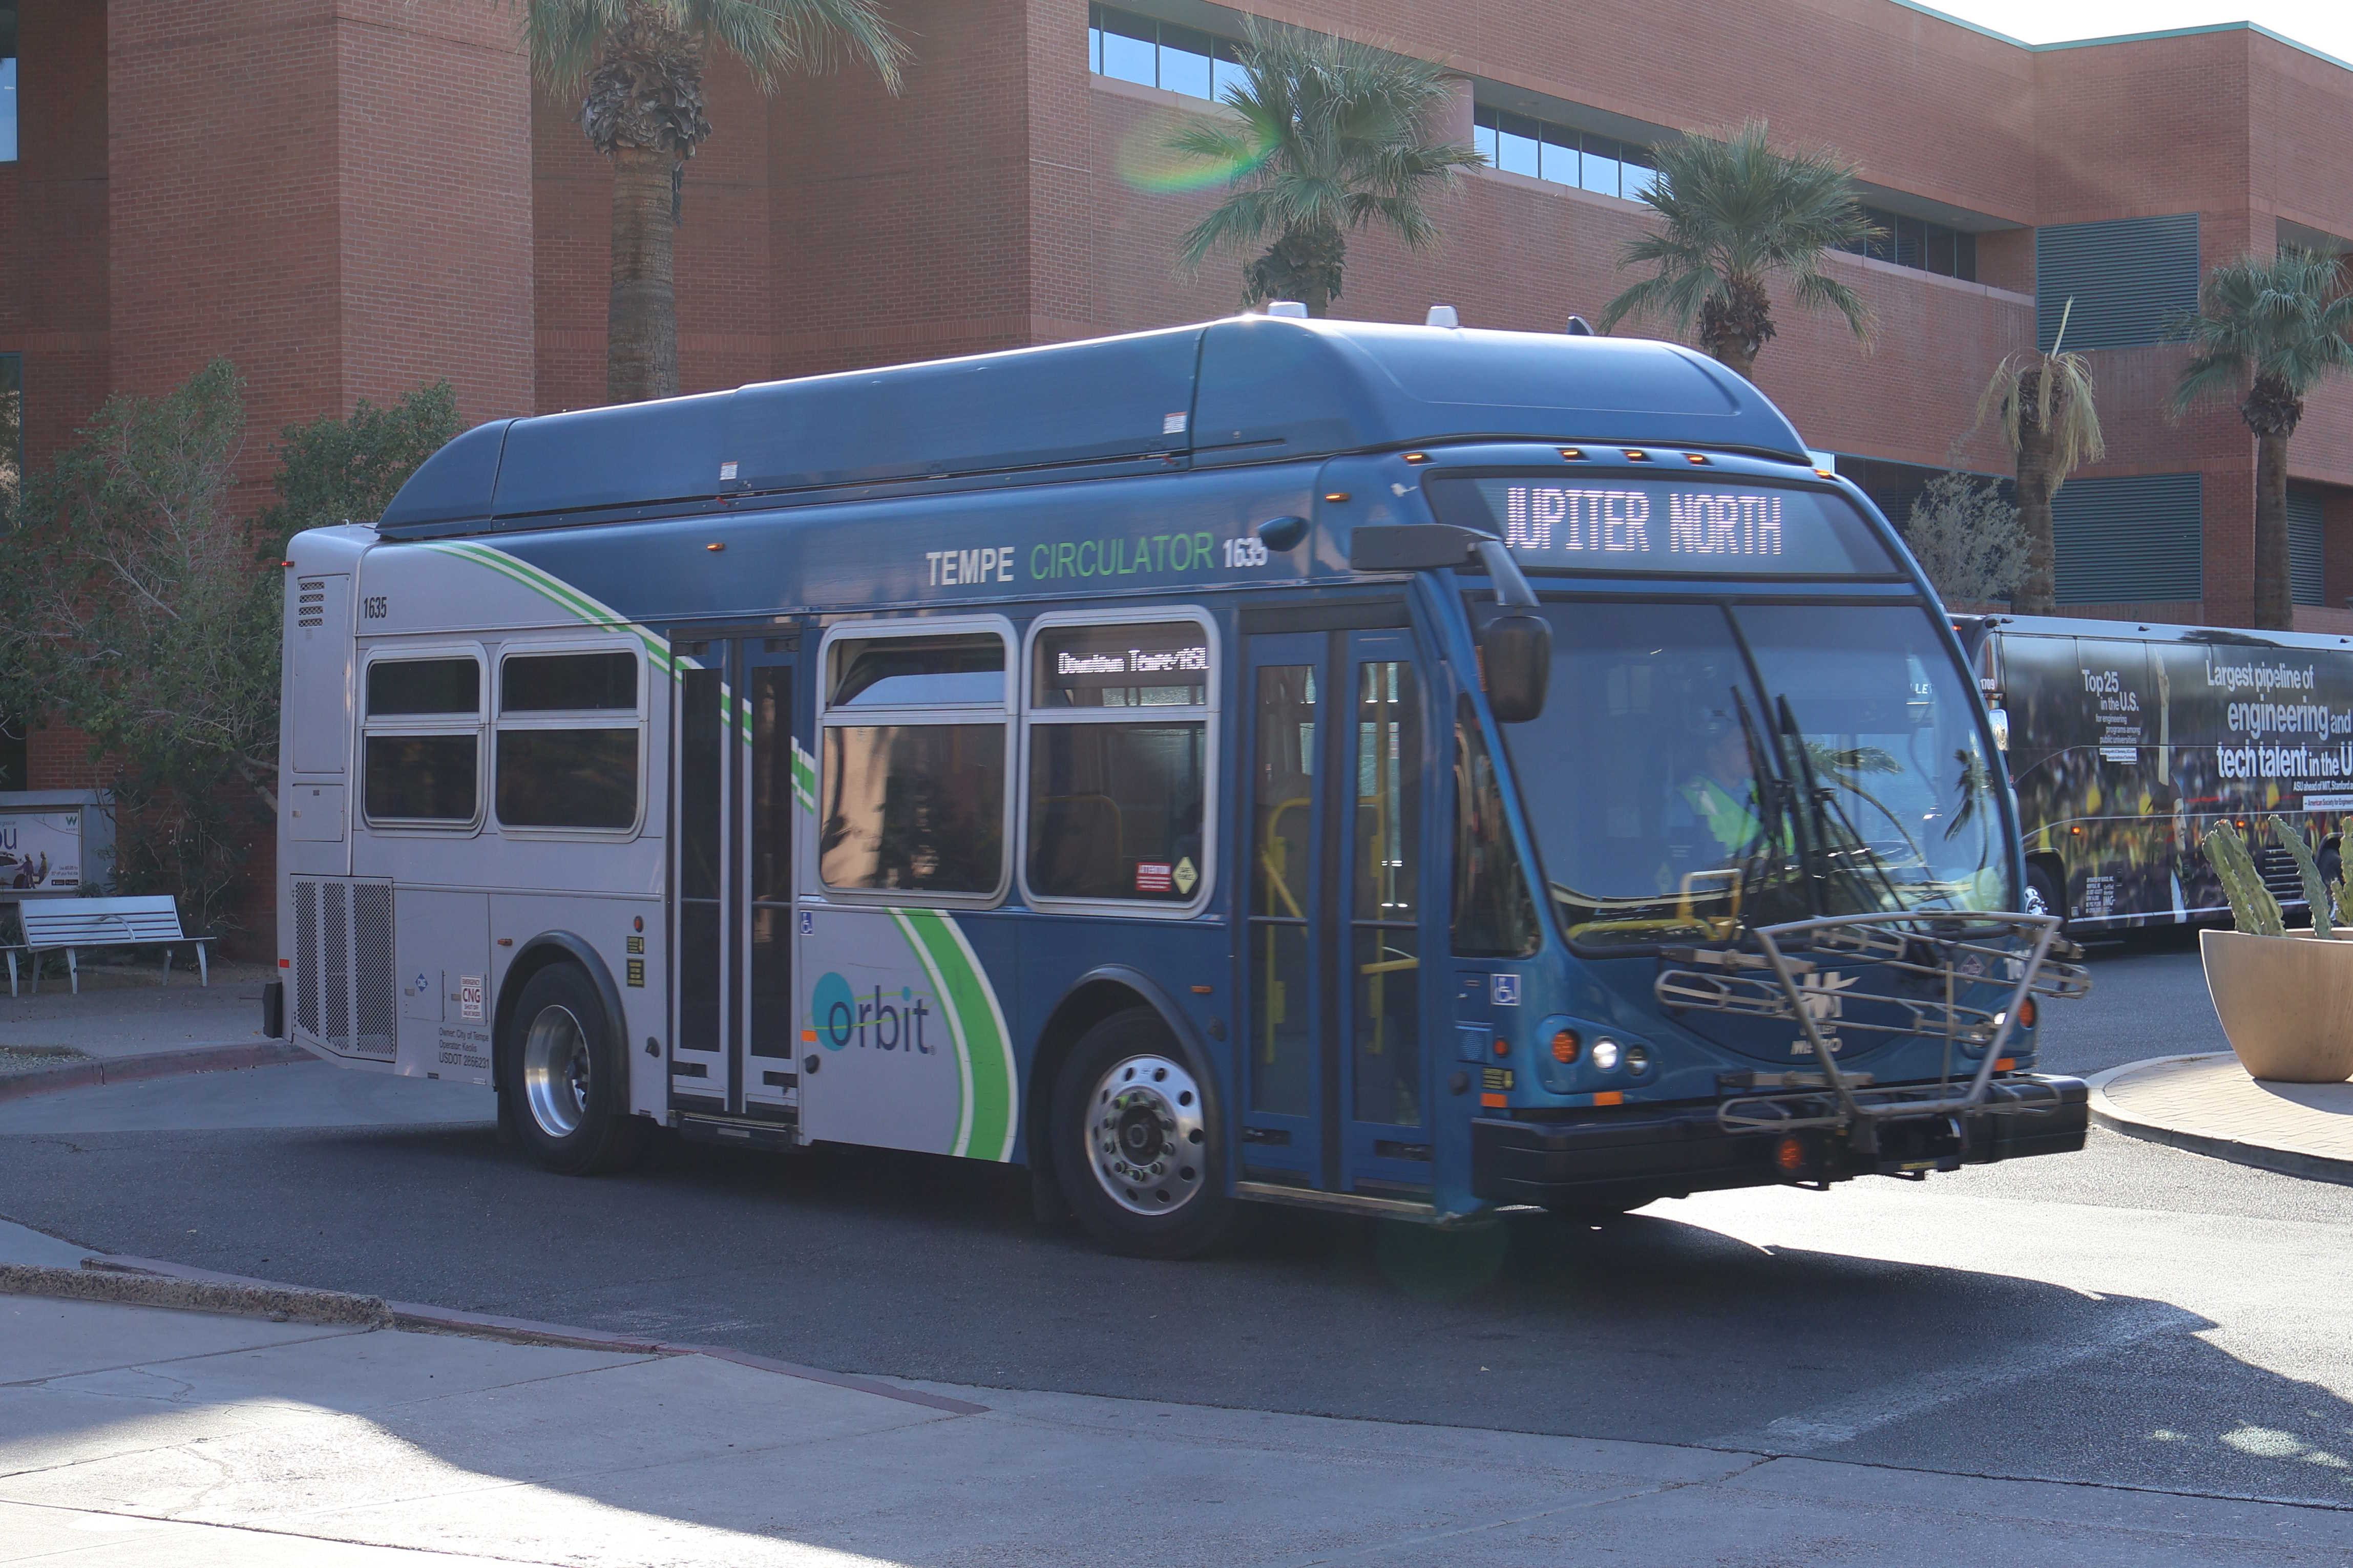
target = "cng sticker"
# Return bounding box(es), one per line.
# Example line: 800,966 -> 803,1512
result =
1173,856 -> 1198,896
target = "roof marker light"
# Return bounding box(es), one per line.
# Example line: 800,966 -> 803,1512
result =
1814,468 -> 1836,479
1685,452 -> 1710,465
1266,301 -> 1309,319
1623,449 -> 1650,461
1402,452 -> 1430,464
1559,447 -> 1588,461
1323,491 -> 1351,503
1425,304 -> 1459,328
706,542 -> 726,552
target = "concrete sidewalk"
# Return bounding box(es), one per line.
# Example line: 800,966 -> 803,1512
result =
3,1221 -> 2349,1566
2092,1053 -> 2353,1185
1,960 -> 275,1065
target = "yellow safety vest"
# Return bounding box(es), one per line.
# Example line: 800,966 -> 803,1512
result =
1683,777 -> 1762,855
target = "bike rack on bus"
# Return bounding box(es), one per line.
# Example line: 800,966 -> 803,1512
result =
1654,911 -> 2091,1152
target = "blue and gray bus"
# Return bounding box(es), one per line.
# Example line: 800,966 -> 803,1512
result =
272,314 -> 2088,1255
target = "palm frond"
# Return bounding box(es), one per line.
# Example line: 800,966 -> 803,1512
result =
2168,248 -> 2353,418
1609,119 -> 1874,354
1164,18 -> 1476,287
514,0 -> 904,93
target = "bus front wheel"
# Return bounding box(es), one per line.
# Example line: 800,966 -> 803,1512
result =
1053,1009 -> 1234,1259
2024,864 -> 2064,931
499,963 -> 647,1177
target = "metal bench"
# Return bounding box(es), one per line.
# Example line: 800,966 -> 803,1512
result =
6,896 -> 213,997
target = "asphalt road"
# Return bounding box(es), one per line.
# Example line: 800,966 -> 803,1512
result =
5,928 -> 2349,1516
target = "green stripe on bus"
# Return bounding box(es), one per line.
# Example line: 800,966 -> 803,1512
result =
900,908 -> 1016,1160
791,740 -> 818,813
428,542 -> 675,675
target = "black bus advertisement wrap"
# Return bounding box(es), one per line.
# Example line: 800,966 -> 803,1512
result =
1965,616 -> 2353,929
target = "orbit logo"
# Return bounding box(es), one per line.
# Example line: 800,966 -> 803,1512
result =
808,971 -> 936,1054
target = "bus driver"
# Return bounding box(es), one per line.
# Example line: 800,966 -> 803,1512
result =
1663,706 -> 1767,885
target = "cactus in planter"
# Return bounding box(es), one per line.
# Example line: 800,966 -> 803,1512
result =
2203,822 -> 2285,937
2268,819 -> 2340,939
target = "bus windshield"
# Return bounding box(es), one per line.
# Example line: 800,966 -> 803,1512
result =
1503,601 -> 2008,947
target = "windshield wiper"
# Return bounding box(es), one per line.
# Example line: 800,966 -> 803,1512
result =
1775,694 -> 1932,915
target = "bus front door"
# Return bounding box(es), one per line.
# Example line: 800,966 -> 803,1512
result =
669,633 -> 800,1125
1241,628 -> 1437,1201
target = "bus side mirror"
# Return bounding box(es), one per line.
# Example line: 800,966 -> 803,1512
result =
1987,706 -> 2010,752
1481,613 -> 1551,723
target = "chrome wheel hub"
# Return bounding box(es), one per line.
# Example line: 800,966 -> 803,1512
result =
1085,1053 -> 1206,1217
522,1004 -> 592,1139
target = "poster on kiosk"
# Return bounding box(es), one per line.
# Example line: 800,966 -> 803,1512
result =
0,791 -> 116,896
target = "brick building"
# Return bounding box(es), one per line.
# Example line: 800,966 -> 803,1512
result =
3,0 -> 2351,942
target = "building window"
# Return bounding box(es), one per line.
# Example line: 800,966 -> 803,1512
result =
2288,486 -> 2326,608
362,655 -> 482,826
1838,205 -> 1977,282
1088,5 -> 1244,101
2035,214 -> 2198,351
494,649 -> 641,832
1473,105 -> 1655,199
1023,617 -> 1214,909
2052,474 -> 2203,605
0,354 -> 19,519
819,626 -> 1010,900
1,8 -> 16,164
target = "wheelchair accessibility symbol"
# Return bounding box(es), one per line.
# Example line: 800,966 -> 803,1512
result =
1491,973 -> 1521,1006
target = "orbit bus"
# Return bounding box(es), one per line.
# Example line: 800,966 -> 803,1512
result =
1957,613 -> 2353,933
271,313 -> 2088,1256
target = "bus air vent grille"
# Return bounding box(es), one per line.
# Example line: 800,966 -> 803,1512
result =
293,880 -> 321,1038
289,876 -> 396,1059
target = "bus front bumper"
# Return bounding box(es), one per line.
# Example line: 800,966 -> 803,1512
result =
1470,1074 -> 2089,1208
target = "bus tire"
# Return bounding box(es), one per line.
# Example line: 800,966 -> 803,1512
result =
2024,864 -> 2064,931
1052,1008 -> 1234,1259
500,962 -> 646,1177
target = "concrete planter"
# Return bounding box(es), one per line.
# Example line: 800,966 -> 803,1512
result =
2199,929 -> 2353,1084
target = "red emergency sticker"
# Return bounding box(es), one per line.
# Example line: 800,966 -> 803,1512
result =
1135,862 -> 1173,893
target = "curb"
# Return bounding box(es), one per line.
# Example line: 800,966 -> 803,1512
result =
0,1248 -> 988,1417
1,1262 -> 391,1327
2087,1053 -> 2353,1188
0,1040 -> 309,1106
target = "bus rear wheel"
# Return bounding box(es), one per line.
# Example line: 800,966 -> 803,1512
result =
1053,1009 -> 1234,1259
500,963 -> 647,1176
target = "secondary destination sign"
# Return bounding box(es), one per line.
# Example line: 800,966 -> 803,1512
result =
1428,476 -> 1895,576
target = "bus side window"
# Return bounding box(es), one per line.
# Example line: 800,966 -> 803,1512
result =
494,649 -> 643,832
362,654 -> 482,827
1023,618 -> 1213,909
818,627 -> 1010,898
1451,696 -> 1539,957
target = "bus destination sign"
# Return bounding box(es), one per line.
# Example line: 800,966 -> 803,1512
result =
1430,476 -> 1894,577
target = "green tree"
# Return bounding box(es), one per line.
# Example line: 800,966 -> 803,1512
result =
1169,21 -> 1480,316
259,381 -> 460,549
1975,300 -> 2105,616
0,370 -> 456,935
2169,248 -> 2353,631
1597,121 -> 1877,377
520,0 -> 905,404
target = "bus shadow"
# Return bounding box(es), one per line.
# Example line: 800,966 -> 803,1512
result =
4,1121 -> 2349,1514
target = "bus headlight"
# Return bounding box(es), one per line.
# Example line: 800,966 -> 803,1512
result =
1591,1039 -> 1622,1072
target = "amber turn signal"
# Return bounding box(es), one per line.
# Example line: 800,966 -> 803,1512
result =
1774,1134 -> 1808,1173
1550,1028 -> 1581,1064
2018,997 -> 2037,1029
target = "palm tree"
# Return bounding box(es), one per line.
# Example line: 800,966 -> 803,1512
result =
1596,121 -> 1877,378
521,0 -> 905,404
2170,249 -> 2353,630
1168,22 -> 1481,317
1976,298 -> 2105,615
